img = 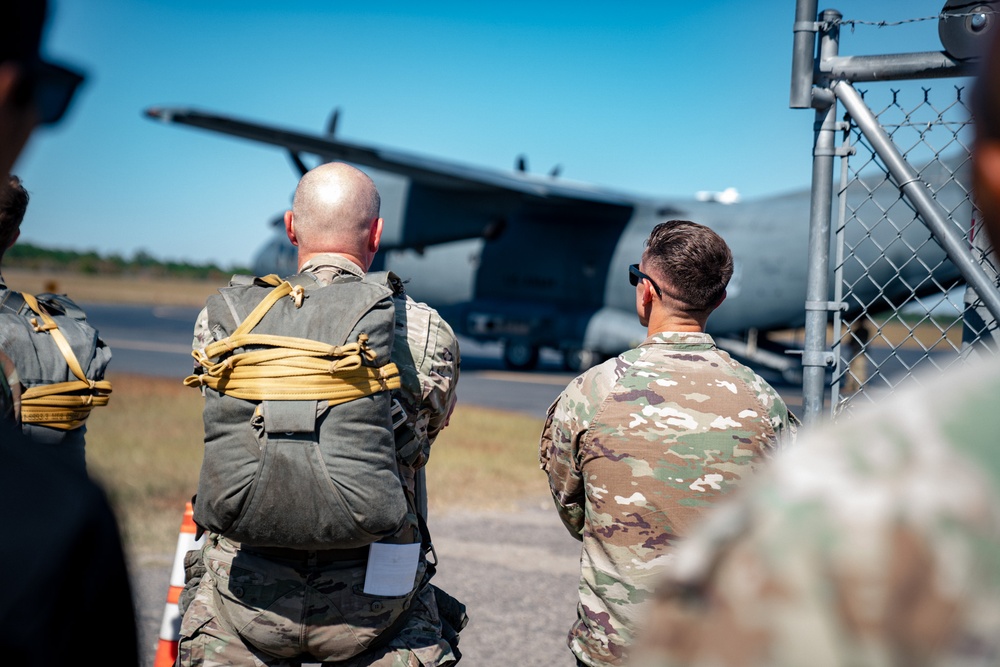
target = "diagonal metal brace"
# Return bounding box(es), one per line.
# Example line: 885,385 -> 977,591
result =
833,80 -> 1000,326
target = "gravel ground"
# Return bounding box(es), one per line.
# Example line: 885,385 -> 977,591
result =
133,498 -> 584,666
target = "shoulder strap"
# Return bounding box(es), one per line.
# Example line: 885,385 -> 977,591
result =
0,289 -> 26,316
364,270 -> 405,296
17,292 -> 112,430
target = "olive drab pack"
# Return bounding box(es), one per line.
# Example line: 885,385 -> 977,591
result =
0,289 -> 112,453
185,271 -> 409,550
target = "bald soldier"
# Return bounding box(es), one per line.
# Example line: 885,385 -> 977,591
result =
179,162 -> 464,666
539,220 -> 797,667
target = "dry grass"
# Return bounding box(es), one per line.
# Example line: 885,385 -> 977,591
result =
771,318 -> 962,351
84,373 -> 205,558
83,372 -> 548,559
426,406 -> 548,512
3,268 -> 220,307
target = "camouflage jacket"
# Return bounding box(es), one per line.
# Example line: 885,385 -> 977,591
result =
634,355 -> 1000,667
539,331 -> 796,666
192,253 -> 461,499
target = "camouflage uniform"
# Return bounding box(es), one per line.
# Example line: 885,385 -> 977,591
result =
635,357 -> 1000,667
539,332 -> 796,666
180,254 -> 463,666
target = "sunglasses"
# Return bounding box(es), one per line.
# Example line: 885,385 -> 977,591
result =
628,264 -> 662,297
28,60 -> 85,126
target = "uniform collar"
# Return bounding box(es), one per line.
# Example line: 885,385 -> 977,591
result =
641,331 -> 717,349
298,253 -> 365,278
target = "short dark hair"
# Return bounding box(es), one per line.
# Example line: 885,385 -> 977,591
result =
642,220 -> 733,311
0,175 -> 29,253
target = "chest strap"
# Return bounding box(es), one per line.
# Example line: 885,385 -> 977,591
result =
183,277 -> 400,404
18,293 -> 112,430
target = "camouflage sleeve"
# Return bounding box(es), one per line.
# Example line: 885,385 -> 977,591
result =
759,379 -> 799,449
392,296 -> 460,469
539,360 -> 619,539
191,305 -> 211,381
728,363 -> 799,451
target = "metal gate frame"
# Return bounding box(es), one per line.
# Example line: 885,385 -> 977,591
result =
790,1 -> 1000,425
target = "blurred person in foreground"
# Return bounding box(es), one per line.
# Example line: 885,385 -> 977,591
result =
631,32 -> 1000,667
0,2 -> 137,665
540,220 -> 797,666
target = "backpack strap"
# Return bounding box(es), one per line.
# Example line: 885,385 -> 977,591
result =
364,270 -> 405,297
185,276 -> 401,404
17,292 -> 113,430
0,289 -> 26,316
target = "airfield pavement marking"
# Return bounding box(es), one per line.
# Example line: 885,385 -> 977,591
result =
103,338 -> 193,355
469,370 -> 576,386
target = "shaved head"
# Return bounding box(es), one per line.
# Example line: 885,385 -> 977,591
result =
289,162 -> 381,259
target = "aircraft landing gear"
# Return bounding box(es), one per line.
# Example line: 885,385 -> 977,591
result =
562,348 -> 602,374
502,340 -> 539,371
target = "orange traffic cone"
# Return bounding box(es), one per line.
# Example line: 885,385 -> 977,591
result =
153,501 -> 203,667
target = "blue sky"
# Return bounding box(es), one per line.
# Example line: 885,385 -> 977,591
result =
11,1 -> 953,268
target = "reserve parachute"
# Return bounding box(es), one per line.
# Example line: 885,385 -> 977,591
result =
0,290 -> 112,449
184,271 -> 408,549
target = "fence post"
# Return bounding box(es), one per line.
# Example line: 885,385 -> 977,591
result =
790,0 -> 819,109
801,10 -> 841,425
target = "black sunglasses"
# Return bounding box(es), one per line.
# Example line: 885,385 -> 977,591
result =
628,264 -> 662,297
29,60 -> 85,126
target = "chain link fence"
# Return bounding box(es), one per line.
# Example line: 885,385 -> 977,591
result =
792,4 -> 1000,423
829,83 -> 998,415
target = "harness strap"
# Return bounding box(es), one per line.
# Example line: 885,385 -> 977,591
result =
18,293 -> 112,430
183,278 -> 401,404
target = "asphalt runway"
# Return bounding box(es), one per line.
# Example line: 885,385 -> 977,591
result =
82,302 -> 805,419
80,302 -> 806,665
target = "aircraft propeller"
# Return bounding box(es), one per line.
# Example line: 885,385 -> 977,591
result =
327,108 -> 340,137
287,151 -> 310,176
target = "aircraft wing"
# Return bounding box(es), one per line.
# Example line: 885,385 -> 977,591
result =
144,107 -> 640,208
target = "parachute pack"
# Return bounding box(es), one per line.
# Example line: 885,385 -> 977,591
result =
185,271 -> 410,549
0,289 -> 112,454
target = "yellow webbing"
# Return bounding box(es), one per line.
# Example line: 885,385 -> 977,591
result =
183,278 -> 401,405
18,293 -> 112,430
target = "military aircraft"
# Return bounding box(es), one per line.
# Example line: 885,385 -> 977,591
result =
144,106 -> 971,376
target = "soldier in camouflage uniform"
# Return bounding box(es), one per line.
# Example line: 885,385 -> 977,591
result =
179,162 -> 464,667
632,30 -> 1000,667
540,220 -> 797,667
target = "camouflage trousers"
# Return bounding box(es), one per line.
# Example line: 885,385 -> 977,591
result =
178,535 -> 460,666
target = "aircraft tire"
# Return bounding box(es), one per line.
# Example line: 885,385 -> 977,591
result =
562,348 -> 602,373
503,340 -> 540,371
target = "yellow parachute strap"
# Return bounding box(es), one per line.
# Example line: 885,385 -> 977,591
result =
184,278 -> 400,405
18,293 -> 112,430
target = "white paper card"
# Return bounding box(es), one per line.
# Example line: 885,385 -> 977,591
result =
363,542 -> 421,596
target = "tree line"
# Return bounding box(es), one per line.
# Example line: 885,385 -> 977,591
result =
6,243 -> 250,281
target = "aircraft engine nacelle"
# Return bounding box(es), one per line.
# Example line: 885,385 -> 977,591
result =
939,0 -> 999,60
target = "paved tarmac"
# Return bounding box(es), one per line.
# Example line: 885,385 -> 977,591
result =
132,501 -> 584,667
83,301 -> 804,665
